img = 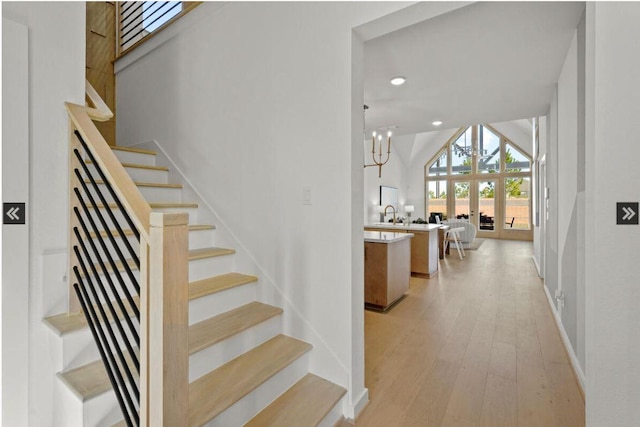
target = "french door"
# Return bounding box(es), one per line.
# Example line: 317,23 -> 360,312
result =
448,178 -> 532,239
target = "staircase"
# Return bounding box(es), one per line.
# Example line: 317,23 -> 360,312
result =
45,89 -> 346,426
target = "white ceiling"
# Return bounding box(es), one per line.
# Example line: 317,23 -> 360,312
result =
363,1 -> 585,137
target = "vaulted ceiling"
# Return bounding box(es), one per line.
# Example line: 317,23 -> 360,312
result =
363,2 -> 586,137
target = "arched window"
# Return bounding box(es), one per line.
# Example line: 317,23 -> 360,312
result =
424,125 -> 533,238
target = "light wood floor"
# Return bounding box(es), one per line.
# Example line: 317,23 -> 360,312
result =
339,239 -> 585,427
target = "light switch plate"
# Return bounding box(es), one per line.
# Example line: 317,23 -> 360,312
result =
303,186 -> 312,205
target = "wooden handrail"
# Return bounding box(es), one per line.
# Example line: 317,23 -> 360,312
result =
85,80 -> 114,122
66,102 -> 151,240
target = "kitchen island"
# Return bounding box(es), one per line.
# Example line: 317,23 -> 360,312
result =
364,231 -> 413,311
365,223 -> 441,278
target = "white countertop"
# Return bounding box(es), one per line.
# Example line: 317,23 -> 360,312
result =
366,222 -> 442,232
364,231 -> 414,243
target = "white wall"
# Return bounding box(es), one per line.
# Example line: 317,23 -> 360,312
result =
2,2 -> 85,426
550,24 -> 587,382
2,16 -> 29,427
363,141 -> 408,224
115,1 -> 410,417
585,3 -> 640,425
404,129 -> 456,220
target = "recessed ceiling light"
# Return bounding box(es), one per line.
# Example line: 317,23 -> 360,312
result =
432,120 -> 443,126
390,76 -> 406,86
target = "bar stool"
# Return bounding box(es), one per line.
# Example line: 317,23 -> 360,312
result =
444,227 -> 465,260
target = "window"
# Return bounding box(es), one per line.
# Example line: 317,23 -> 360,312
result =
427,180 -> 448,219
428,150 -> 448,177
451,127 -> 473,175
478,126 -> 501,174
119,2 -> 197,55
424,124 -> 533,236
143,2 -> 182,33
505,142 -> 531,173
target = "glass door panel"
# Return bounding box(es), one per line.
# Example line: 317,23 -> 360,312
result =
477,180 -> 497,233
454,181 -> 470,220
504,177 -> 531,230
427,180 -> 448,221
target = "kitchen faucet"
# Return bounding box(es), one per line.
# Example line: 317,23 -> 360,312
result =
384,204 -> 397,225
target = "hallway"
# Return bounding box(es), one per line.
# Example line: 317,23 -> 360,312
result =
345,239 -> 584,426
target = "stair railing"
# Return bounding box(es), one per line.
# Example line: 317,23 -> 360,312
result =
66,81 -> 189,426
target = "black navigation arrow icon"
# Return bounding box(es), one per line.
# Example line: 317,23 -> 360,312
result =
617,202 -> 639,225
3,202 -> 26,225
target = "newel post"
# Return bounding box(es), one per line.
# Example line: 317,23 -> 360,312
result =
140,212 -> 189,425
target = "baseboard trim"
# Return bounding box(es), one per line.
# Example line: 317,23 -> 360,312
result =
543,285 -> 586,399
531,255 -> 542,278
343,387 -> 369,423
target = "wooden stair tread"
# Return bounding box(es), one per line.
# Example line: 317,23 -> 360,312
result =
44,296 -> 140,335
110,146 -> 156,155
85,179 -> 182,189
189,334 -> 312,426
89,224 -> 215,239
189,247 -> 235,260
189,302 -> 283,354
245,373 -> 346,427
85,160 -> 169,172
57,360 -> 112,401
189,272 -> 258,300
56,305 -> 290,402
58,352 -> 139,401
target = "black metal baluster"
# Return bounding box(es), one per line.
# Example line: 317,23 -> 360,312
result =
74,131 -> 141,246
74,172 -> 142,307
72,255 -> 139,425
74,149 -> 140,268
73,281 -> 135,427
73,187 -> 140,327
72,239 -> 140,399
72,219 -> 140,373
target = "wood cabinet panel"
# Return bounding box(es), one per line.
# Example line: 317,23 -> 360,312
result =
364,239 -> 411,311
365,226 -> 439,277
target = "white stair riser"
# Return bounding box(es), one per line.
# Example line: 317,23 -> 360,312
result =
189,282 -> 257,325
189,315 -> 282,382
54,379 -> 84,426
83,163 -> 169,185
318,396 -> 347,427
58,328 -> 99,370
203,353 -> 310,427
56,316 -> 138,371
188,229 -> 216,250
188,255 -> 235,282
55,369 -> 122,427
73,267 -> 139,306
112,150 -> 156,166
122,167 -> 168,184
84,183 -> 182,204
